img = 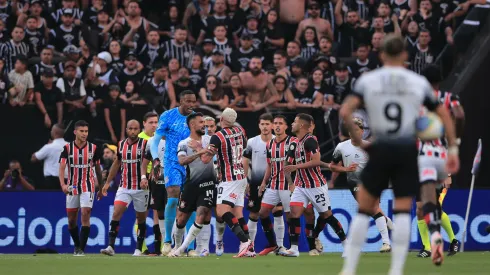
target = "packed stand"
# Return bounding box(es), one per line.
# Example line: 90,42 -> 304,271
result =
0,0 -> 477,189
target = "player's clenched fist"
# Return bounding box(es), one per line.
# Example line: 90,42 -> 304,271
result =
140,176 -> 148,190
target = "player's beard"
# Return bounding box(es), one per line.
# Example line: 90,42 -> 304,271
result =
196,129 -> 205,136
251,68 -> 261,76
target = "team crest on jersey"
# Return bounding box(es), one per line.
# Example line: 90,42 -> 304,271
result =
137,149 -> 142,156
63,34 -> 75,44
355,154 -> 359,158
426,55 -> 433,63
184,52 -> 190,58
224,47 -> 232,55
290,144 -> 295,150
180,200 -> 186,208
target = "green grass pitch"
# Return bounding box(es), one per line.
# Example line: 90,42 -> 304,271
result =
1,252 -> 489,275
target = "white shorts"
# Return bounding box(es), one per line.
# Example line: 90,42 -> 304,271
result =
66,192 -> 94,211
261,189 -> 291,212
418,156 -> 448,183
216,179 -> 247,207
290,185 -> 331,213
114,188 -> 150,212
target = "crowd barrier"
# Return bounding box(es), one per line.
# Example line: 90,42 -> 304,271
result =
0,190 -> 489,254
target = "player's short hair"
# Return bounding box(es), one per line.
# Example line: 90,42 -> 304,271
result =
296,113 -> 314,125
273,50 -> 287,58
221,108 -> 238,124
204,116 -> 216,123
274,115 -> 288,124
74,120 -> 89,129
259,113 -> 273,123
143,112 -> 158,122
380,34 -> 406,57
186,112 -> 204,127
179,90 -> 196,101
352,117 -> 364,129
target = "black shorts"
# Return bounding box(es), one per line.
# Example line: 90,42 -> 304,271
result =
178,182 -> 216,213
246,183 -> 263,213
149,179 -> 167,211
361,142 -> 419,198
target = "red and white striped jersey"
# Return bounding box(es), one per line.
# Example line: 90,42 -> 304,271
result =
209,126 -> 247,182
418,90 -> 461,157
267,135 -> 298,190
287,134 -> 327,188
117,138 -> 148,190
59,142 -> 101,195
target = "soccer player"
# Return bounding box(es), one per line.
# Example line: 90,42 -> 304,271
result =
281,113 -> 347,257
99,120 -> 149,256
339,34 -> 459,275
137,112 -> 165,255
150,90 -> 197,256
168,113 -> 216,257
243,113 -> 285,248
207,108 -> 254,257
59,120 -> 103,256
328,118 -> 393,253
415,65 -> 464,258
257,115 -> 297,255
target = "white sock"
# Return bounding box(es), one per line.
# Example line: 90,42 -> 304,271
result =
179,223 -> 203,252
196,224 -> 211,252
290,244 -> 299,251
174,225 -> 185,248
375,215 -> 391,245
389,213 -> 411,275
341,213 -> 370,274
216,221 -> 225,242
274,216 -> 285,247
248,219 -> 258,242
159,219 -> 165,242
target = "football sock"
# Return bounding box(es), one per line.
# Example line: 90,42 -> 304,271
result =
288,218 -> 301,250
180,222 -> 203,251
108,220 -> 120,249
68,226 -> 80,248
247,217 -> 258,242
153,225 -> 162,253
164,198 -> 178,243
174,222 -> 186,248
196,222 -> 211,252
216,220 -> 226,242
306,222 -> 315,250
134,223 -> 148,252
417,219 -> 431,250
223,212 -> 249,243
238,217 -> 250,239
422,202 -> 442,234
136,222 -> 146,251
186,212 -> 196,250
326,215 -> 346,241
158,219 -> 165,249
79,226 -> 90,251
373,212 -> 390,245
389,211 -> 411,275
340,212 -> 370,275
441,212 -> 456,241
261,217 -> 277,247
273,215 -> 285,248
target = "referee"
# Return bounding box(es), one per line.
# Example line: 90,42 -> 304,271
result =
31,124 -> 68,190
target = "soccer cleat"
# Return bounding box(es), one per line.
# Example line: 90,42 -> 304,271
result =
417,249 -> 431,258
73,247 -> 85,256
380,243 -> 392,253
275,246 -> 287,255
386,216 -> 395,231
161,242 -> 172,256
200,249 -> 210,257
280,248 -> 300,257
430,232 -> 444,266
447,239 -> 460,256
132,249 -> 144,256
258,245 -> 278,256
216,241 -> 224,256
236,240 -> 253,258
244,250 -> 256,257
308,249 -> 320,256
315,238 -> 323,253
142,250 -> 150,255
100,246 -> 115,256
187,250 -> 199,257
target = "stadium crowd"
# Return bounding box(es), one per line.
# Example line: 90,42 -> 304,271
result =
0,0 -> 480,190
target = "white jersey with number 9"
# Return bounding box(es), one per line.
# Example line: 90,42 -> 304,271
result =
352,67 -> 439,142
